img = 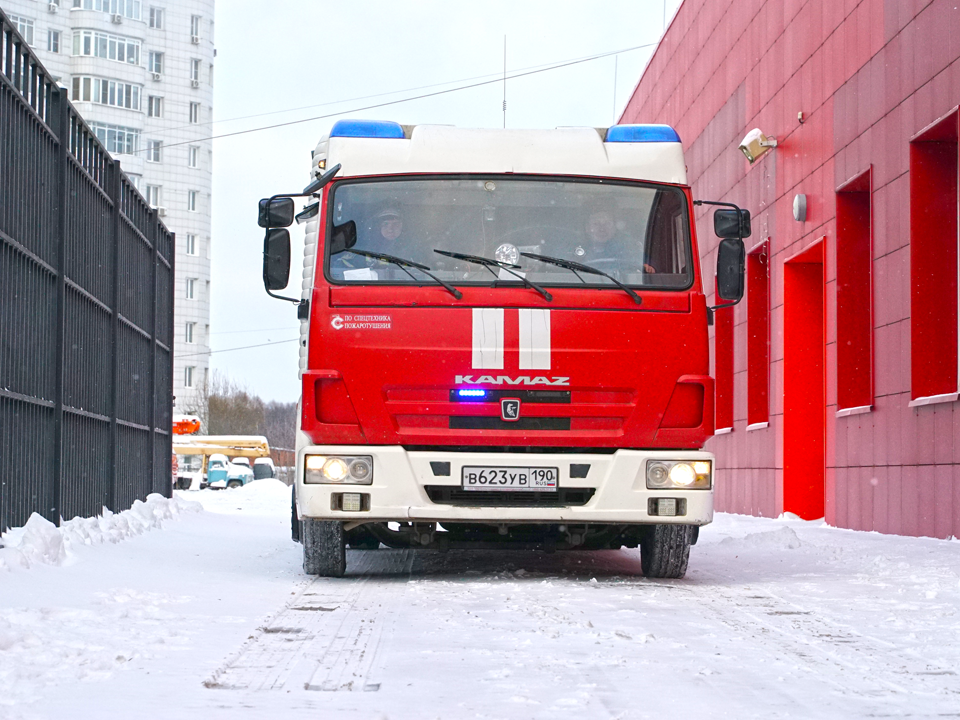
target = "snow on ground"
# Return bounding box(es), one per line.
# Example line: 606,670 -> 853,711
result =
1,480 -> 959,719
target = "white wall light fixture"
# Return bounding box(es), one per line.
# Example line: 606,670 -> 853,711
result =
739,128 -> 778,164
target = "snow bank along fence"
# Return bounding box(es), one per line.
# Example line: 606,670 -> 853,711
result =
0,9 -> 175,531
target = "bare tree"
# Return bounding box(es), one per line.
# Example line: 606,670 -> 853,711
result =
263,400 -> 296,450
187,371 -> 295,452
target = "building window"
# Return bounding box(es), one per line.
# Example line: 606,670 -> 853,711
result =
71,76 -> 141,110
48,30 -> 61,53
184,366 -> 195,388
188,190 -> 198,212
185,322 -> 196,344
147,139 -> 162,163
8,16 -> 35,46
910,110 -> 960,402
127,173 -> 141,192
147,95 -> 162,117
188,146 -> 199,168
185,234 -> 197,255
148,6 -> 163,28
185,277 -> 196,299
190,14 -> 201,39
73,0 -> 142,21
148,51 -> 163,74
190,58 -> 201,82
746,240 -> 770,427
189,102 -> 200,124
144,184 -> 161,207
89,121 -> 140,155
836,169 -> 874,412
714,279 -> 734,431
72,30 -> 140,65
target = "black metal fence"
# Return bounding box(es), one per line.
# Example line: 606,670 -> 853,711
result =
1,9 -> 175,531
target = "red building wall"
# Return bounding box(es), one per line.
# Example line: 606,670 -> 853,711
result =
621,0 -> 960,538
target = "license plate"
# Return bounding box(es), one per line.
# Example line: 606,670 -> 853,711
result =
461,466 -> 559,491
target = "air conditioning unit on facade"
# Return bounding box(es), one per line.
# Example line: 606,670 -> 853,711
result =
190,79 -> 200,88
190,35 -> 200,44
111,13 -> 122,23
151,72 -> 161,81
48,3 -> 59,13
156,206 -> 167,217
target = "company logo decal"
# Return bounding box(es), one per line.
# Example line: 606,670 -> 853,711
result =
501,398 -> 521,421
455,375 -> 570,387
330,314 -> 391,330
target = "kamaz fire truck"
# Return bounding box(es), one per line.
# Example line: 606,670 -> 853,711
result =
258,120 -> 748,579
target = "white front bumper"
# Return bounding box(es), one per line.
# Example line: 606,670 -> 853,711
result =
296,446 -> 714,525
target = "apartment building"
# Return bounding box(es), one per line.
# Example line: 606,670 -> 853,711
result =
2,0 -> 214,414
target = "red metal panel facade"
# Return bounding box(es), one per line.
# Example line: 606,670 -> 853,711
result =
621,0 -> 960,538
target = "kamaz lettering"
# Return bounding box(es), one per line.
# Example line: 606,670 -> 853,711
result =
454,375 -> 570,387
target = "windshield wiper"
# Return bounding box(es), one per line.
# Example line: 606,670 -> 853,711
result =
346,249 -> 462,299
520,252 -> 641,305
433,249 -> 552,302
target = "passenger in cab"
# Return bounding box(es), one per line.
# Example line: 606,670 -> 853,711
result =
575,204 -> 655,274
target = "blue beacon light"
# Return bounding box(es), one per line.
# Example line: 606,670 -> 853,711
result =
458,389 -> 487,398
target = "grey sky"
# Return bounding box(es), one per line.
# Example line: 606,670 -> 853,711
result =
210,0 -> 682,401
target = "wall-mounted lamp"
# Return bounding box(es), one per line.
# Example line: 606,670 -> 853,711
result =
739,128 -> 778,164
793,194 -> 807,222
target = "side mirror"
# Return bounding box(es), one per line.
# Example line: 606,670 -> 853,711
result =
716,237 -> 745,302
329,220 -> 357,255
263,228 -> 291,291
258,197 -> 295,228
714,208 -> 751,239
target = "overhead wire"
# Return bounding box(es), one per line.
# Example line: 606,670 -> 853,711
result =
141,41 -> 658,153
163,43 -> 654,135
179,338 -> 300,357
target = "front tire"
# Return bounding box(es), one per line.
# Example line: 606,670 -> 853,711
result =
227,479 -> 243,489
640,524 -> 696,579
302,519 -> 346,577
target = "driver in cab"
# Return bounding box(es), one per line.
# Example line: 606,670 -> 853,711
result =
329,202 -> 411,279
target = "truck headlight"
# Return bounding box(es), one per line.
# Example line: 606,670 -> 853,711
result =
304,455 -> 374,484
645,459 -> 711,489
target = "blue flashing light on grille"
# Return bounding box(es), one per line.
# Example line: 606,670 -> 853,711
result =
329,120 -> 405,139
606,124 -> 681,143
458,389 -> 487,398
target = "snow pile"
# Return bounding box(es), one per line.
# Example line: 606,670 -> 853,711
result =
718,525 -> 802,550
0,493 -> 202,572
0,592 -> 194,708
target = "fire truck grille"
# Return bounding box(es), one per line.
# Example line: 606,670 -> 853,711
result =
425,486 -> 596,507
449,417 -> 571,431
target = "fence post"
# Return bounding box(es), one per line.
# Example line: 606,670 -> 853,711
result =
49,87 -> 69,525
149,213 -> 158,497
108,158 -> 122,512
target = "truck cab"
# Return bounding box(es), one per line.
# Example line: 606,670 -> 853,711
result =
260,121 -> 746,578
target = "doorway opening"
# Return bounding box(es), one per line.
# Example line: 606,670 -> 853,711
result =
783,240 -> 825,519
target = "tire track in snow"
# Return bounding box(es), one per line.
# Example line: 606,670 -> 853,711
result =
203,549 -> 414,693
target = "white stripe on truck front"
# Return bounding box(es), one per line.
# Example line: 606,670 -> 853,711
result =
472,308 -> 504,369
518,309 -> 551,370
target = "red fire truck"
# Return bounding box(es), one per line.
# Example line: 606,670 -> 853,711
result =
259,120 -> 748,578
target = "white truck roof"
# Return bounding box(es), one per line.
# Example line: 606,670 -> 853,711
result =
311,122 -> 687,186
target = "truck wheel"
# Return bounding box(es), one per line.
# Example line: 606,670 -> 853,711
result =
302,519 -> 346,577
640,524 -> 696,579
291,486 -> 301,543
227,479 -> 243,489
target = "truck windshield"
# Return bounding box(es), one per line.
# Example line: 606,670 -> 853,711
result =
326,177 -> 693,290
